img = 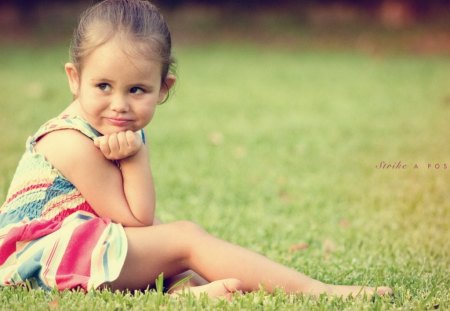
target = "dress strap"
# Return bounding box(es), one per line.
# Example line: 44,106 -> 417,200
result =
30,115 -> 101,147
29,115 -> 146,148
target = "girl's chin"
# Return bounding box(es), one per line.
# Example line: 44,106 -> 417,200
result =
99,126 -> 141,135
90,120 -> 143,134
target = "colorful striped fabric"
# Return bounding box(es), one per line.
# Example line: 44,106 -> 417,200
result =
0,115 -> 128,291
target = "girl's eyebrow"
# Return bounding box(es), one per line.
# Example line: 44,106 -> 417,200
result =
91,78 -> 114,83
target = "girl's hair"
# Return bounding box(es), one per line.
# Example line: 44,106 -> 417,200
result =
70,0 -> 175,84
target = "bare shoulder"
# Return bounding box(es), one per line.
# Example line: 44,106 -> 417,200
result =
35,129 -> 112,179
34,128 -> 142,224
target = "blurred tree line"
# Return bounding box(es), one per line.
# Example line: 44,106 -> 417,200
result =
158,0 -> 449,12
4,0 -> 450,16
1,0 -> 449,32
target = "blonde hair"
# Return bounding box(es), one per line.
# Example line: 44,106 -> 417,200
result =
70,0 -> 175,82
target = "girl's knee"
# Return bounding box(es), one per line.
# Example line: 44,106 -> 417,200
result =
172,220 -> 205,236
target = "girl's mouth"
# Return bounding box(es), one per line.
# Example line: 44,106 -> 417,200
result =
106,117 -> 133,127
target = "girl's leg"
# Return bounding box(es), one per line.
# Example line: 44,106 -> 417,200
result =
153,217 -> 210,292
109,221 -> 391,297
154,217 -> 220,293
108,221 -> 241,297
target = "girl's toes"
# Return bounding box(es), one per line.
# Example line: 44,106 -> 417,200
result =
222,278 -> 243,293
376,287 -> 393,296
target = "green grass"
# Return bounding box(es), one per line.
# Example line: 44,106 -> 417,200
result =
0,43 -> 449,310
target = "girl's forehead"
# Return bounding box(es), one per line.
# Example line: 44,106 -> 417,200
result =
82,36 -> 163,75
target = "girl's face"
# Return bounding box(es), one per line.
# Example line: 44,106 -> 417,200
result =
65,37 -> 174,135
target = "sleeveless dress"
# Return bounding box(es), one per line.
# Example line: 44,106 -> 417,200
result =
0,115 -> 128,291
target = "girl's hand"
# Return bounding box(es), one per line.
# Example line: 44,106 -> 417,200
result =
94,130 -> 143,160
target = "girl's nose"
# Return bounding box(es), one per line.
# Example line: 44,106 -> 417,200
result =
110,96 -> 129,112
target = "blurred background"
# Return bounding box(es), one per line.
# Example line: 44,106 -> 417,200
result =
0,4 -> 449,305
1,0 -> 449,54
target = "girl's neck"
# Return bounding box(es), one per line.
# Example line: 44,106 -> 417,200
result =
61,100 -> 82,118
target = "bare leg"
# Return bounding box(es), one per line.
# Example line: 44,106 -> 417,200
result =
153,218 -> 211,293
154,218 -> 239,298
109,221 -> 392,297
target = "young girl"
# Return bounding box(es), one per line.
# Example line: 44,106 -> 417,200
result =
0,0 -> 392,298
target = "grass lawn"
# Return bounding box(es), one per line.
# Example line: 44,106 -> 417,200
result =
0,43 -> 449,310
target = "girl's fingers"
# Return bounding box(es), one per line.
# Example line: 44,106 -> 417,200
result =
115,131 -> 128,149
98,135 -> 112,156
126,130 -> 141,148
94,131 -> 142,160
108,133 -> 120,154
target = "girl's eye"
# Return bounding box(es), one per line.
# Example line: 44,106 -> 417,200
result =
97,83 -> 111,92
130,87 -> 145,94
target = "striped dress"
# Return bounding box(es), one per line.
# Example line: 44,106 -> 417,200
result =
0,115 -> 128,291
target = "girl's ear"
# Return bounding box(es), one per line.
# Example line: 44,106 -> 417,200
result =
65,63 -> 80,96
158,74 -> 176,103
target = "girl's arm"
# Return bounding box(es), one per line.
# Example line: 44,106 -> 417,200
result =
94,130 -> 155,226
35,129 -> 155,227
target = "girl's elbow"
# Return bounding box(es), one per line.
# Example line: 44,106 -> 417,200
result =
117,214 -> 153,227
133,214 -> 154,227
121,219 -> 151,227
139,218 -> 154,227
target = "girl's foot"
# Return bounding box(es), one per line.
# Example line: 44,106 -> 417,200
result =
171,278 -> 243,299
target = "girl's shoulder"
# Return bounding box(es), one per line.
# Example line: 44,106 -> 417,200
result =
31,116 -> 110,187
31,114 -> 101,145
27,115 -> 104,176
